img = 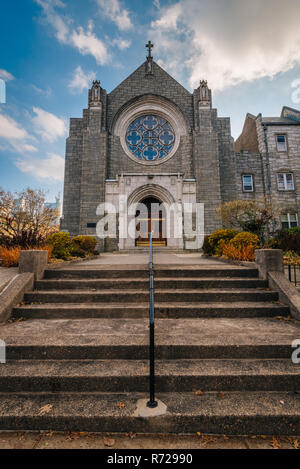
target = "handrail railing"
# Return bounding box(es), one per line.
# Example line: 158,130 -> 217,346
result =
287,263 -> 300,287
147,232 -> 158,408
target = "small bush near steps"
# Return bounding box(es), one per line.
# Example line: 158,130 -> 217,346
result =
46,232 -> 71,260
0,245 -> 52,268
203,229 -> 259,262
71,236 -> 98,257
46,232 -> 98,260
203,229 -> 239,256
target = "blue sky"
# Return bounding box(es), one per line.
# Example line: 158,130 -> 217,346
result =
1,0 -> 300,201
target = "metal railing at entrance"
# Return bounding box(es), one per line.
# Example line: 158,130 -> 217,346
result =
286,263 -> 300,288
147,232 -> 157,408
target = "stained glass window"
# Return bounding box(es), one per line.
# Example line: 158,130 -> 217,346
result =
126,115 -> 175,162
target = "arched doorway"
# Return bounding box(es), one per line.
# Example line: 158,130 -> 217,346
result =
135,196 -> 167,247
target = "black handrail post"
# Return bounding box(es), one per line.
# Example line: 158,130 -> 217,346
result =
147,232 -> 158,409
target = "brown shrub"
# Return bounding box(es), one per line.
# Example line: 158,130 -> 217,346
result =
221,244 -> 256,262
0,247 -> 21,267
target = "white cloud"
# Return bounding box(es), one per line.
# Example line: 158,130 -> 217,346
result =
15,153 -> 65,181
111,38 -> 131,50
71,21 -> 109,65
69,66 -> 96,94
35,1 -> 110,65
0,69 -> 14,81
31,84 -> 52,97
151,0 -> 300,91
35,0 -> 69,42
97,0 -> 133,31
0,114 -> 37,153
32,107 -> 67,142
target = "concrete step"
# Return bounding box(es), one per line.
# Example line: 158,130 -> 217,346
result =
1,317 -> 299,359
44,267 -> 259,279
35,278 -> 268,291
0,391 -> 299,435
24,289 -> 279,304
0,359 -> 299,392
13,302 -> 290,320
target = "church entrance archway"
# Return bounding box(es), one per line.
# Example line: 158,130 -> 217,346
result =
135,196 -> 167,247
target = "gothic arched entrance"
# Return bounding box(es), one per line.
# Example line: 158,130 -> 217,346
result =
135,196 -> 167,247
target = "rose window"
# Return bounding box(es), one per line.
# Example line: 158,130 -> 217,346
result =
126,115 -> 175,162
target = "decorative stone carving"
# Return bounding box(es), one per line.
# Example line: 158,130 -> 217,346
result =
90,80 -> 102,108
199,80 -> 211,107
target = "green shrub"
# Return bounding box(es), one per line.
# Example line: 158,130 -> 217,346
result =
46,232 -> 71,259
71,236 -> 98,254
208,229 -> 239,255
230,231 -> 259,249
202,235 -> 215,255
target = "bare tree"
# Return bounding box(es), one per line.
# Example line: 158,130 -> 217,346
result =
0,187 -> 58,246
216,198 -> 279,240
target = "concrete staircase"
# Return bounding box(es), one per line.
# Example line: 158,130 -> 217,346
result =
0,263 -> 300,434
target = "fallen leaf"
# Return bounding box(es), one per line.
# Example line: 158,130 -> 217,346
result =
104,437 -> 115,447
197,432 -> 201,436
280,400 -> 285,405
271,437 -> 280,449
66,433 -> 80,441
38,404 -> 53,416
194,390 -> 203,396
129,432 -> 136,439
293,439 -> 299,450
117,402 -> 126,409
218,392 -> 226,399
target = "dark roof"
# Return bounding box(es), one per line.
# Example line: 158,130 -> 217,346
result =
261,117 -> 300,126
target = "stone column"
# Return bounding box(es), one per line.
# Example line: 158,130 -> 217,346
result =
255,249 -> 284,280
19,250 -> 48,281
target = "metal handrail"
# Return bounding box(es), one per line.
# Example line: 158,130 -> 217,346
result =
287,263 -> 300,287
147,232 -> 158,408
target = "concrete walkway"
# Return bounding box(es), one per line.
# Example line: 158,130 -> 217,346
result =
0,432 -> 298,449
0,267 -> 18,293
79,252 -> 235,267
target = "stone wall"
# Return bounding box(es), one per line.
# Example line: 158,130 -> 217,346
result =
62,59 -> 253,245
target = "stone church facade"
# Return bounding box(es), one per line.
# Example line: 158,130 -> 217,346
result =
61,45 -> 300,250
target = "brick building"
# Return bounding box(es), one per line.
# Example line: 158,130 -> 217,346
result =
61,44 -> 300,250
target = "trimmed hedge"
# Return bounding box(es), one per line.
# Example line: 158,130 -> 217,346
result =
206,229 -> 239,255
46,232 -> 71,260
46,233 -> 98,260
230,232 -> 259,249
71,236 -> 97,254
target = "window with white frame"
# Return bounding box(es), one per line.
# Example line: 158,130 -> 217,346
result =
281,213 -> 298,229
242,174 -> 254,192
277,172 -> 294,191
276,134 -> 287,152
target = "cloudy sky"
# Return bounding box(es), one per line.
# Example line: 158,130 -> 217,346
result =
1,0 -> 300,201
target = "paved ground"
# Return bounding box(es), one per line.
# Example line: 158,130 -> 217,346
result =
79,252 -> 234,266
0,432 -> 298,449
0,267 -> 18,293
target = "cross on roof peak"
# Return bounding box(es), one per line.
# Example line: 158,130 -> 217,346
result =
146,40 -> 154,59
